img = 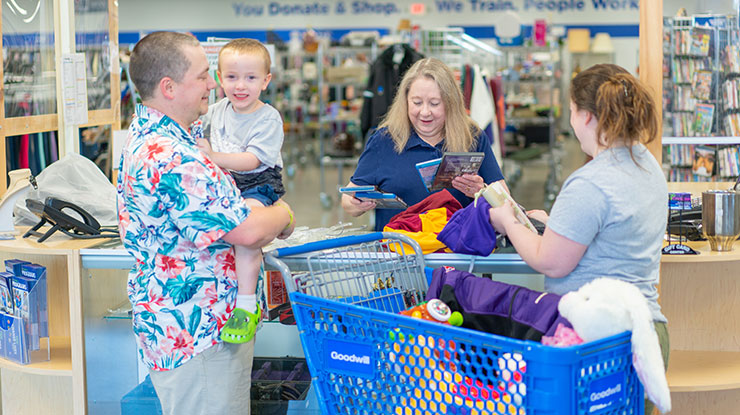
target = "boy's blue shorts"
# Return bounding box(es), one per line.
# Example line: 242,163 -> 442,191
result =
242,184 -> 280,206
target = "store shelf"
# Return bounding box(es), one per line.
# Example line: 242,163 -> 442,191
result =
667,350 -> 740,392
0,336 -> 72,376
662,136 -> 740,145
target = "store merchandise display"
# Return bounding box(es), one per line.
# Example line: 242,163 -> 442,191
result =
0,259 -> 49,365
664,14 -> 740,182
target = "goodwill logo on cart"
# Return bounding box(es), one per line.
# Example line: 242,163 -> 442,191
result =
325,339 -> 374,377
588,372 -> 626,413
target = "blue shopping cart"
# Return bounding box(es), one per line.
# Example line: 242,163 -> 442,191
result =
264,232 -> 643,415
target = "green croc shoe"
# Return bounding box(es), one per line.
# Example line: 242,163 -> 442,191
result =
221,306 -> 261,344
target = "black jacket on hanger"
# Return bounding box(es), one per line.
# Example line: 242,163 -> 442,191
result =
360,43 -> 424,139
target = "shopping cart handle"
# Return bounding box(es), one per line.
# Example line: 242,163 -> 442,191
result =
270,232 -> 388,258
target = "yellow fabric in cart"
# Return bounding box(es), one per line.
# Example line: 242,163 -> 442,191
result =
384,207 -> 453,254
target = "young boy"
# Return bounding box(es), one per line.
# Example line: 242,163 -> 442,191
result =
197,38 -> 287,344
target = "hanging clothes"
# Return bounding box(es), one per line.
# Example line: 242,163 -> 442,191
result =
469,65 -> 502,166
462,64 -> 473,111
48,131 -> 59,163
19,135 -> 30,169
360,43 -> 424,139
489,76 -> 506,157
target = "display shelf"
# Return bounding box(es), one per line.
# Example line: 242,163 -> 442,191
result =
663,15 -> 740,183
0,227 -> 107,414
0,337 -> 72,376
667,351 -> 740,392
314,43 -> 375,209
662,136 -> 740,145
500,42 -> 562,209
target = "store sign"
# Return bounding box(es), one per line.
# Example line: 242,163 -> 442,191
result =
324,339 -> 374,378
232,2 -> 400,17
230,0 -> 638,18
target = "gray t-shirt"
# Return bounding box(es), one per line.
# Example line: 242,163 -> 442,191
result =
202,99 -> 284,174
546,144 -> 668,322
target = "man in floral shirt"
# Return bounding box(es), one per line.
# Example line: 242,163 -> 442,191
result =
117,31 -> 294,415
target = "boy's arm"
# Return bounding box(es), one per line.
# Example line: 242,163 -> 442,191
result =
210,149 -> 262,172
196,138 -> 262,171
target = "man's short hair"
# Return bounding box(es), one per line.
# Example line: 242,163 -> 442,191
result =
218,38 -> 271,74
129,31 -> 201,100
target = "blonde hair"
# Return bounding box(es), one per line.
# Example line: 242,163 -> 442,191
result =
571,64 -> 658,154
379,58 -> 480,153
218,38 -> 271,73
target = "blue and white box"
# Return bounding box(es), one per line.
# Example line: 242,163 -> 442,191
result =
0,271 -> 14,314
11,276 -> 39,351
0,312 -> 28,364
5,259 -> 30,277
20,264 -> 47,339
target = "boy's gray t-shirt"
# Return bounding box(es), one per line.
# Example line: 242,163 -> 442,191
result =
546,144 -> 668,322
203,99 -> 284,174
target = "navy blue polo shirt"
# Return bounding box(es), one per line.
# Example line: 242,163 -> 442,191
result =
350,127 -> 504,230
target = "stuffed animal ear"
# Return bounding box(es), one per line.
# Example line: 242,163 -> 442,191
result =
621,282 -> 671,414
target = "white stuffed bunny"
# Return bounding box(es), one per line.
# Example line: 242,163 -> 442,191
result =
558,278 -> 671,414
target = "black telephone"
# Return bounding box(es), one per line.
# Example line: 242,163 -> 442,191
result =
23,197 -> 118,242
667,206 -> 704,241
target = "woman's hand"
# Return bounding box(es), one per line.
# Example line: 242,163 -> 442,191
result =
343,194 -> 376,215
452,174 -> 485,198
488,199 -> 517,235
196,138 -> 213,157
340,184 -> 377,217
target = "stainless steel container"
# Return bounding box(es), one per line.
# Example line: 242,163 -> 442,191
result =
702,190 -> 740,251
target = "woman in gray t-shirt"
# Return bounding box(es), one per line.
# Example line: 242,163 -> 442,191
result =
488,63 -> 669,414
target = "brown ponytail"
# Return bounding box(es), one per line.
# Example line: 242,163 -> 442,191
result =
571,64 -> 658,155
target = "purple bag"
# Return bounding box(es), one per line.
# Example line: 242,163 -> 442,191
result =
427,267 -> 572,341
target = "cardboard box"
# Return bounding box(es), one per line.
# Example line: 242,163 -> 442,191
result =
265,270 -> 289,321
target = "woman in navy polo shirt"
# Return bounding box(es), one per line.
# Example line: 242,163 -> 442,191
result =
341,58 -> 506,231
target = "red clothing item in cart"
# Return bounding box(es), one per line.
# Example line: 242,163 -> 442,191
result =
384,190 -> 462,253
386,189 -> 462,231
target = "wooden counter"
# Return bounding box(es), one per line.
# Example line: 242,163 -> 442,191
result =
661,182 -> 740,414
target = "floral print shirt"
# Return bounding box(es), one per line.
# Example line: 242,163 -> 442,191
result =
117,104 -> 249,371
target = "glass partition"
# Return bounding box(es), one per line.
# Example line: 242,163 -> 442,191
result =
2,0 -> 56,117
75,0 -> 111,111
